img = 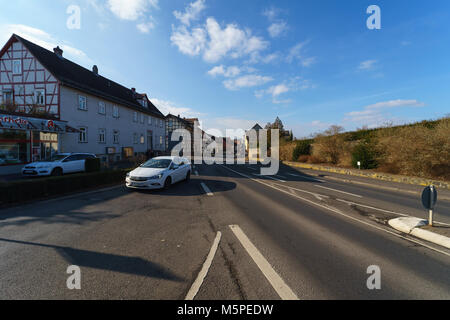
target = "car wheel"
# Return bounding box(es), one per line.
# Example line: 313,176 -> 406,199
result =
51,168 -> 63,176
163,176 -> 172,190
185,171 -> 191,182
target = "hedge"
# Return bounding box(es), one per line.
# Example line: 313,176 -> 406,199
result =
0,169 -> 129,205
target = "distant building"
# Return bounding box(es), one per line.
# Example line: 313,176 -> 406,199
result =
0,34 -> 166,174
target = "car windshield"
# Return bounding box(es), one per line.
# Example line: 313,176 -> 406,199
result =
41,155 -> 68,162
140,159 -> 172,169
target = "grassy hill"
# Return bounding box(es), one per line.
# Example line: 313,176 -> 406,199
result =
280,117 -> 450,181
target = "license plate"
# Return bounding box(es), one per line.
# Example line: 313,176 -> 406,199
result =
24,170 -> 34,174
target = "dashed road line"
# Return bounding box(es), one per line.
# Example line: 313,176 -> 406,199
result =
200,182 -> 214,196
185,232 -> 222,300
229,225 -> 299,300
252,173 -> 286,183
314,185 -> 363,198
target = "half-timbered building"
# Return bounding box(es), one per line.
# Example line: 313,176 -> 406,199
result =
0,34 -> 166,174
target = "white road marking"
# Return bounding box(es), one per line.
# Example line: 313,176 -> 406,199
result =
314,185 -> 363,198
270,182 -> 329,199
221,165 -> 450,257
229,225 -> 299,300
336,199 -> 409,217
252,173 -> 286,183
185,232 -> 222,300
287,173 -> 325,183
201,183 -> 214,196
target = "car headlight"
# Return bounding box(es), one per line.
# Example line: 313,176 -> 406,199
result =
126,172 -> 131,178
148,174 -> 163,180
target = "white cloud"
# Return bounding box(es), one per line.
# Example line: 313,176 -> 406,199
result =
358,59 -> 377,71
286,42 -> 316,67
268,22 -> 287,38
345,99 -> 425,124
137,20 -> 155,33
268,84 -> 289,97
255,78 -> 315,104
0,24 -> 93,66
223,74 -> 273,91
174,0 -> 206,26
207,65 -> 241,78
107,0 -> 158,21
170,25 -> 207,56
202,117 -> 264,136
151,98 -> 203,118
171,17 -> 269,63
262,7 -> 278,21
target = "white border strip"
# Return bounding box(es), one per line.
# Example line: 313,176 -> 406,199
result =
314,185 -> 363,198
185,232 -> 222,300
201,182 -> 214,196
229,225 -> 299,300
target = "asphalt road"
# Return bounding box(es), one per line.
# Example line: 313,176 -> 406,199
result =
0,163 -> 449,299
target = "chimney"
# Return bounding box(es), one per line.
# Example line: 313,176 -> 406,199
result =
53,46 -> 63,58
92,65 -> 98,75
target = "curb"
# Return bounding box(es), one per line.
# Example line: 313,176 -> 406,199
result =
283,161 -> 450,190
389,217 -> 450,249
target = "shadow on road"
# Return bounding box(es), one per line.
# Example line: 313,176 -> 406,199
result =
0,238 -> 184,282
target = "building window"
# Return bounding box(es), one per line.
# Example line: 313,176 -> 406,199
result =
133,133 -> 138,144
140,134 -> 145,144
133,112 -> 138,122
34,89 -> 45,105
160,119 -> 163,128
98,102 -> 106,115
2,90 -> 13,105
148,116 -> 152,125
113,130 -> 120,144
113,105 -> 119,118
140,113 -> 144,124
78,96 -> 87,110
12,60 -> 22,74
160,136 -> 163,146
98,128 -> 106,144
79,127 -> 88,143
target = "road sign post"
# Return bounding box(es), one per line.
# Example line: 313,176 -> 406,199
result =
422,185 -> 438,226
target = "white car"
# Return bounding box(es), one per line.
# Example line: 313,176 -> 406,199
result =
22,153 -> 97,177
126,156 -> 191,190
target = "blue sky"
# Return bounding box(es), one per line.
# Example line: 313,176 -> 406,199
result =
1,0 -> 449,137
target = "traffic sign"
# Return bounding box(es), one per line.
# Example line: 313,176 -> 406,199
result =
422,185 -> 437,210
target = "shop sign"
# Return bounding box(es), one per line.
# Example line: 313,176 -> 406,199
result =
0,115 -> 67,133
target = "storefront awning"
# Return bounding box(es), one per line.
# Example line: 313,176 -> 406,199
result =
0,114 -> 75,133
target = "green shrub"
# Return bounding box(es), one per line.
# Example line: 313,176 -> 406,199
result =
351,143 -> 378,169
85,157 -> 101,173
0,169 -> 129,205
292,140 -> 311,161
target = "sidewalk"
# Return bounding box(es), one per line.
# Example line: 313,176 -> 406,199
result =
389,217 -> 450,249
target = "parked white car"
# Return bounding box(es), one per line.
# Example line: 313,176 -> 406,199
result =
22,153 -> 97,177
126,156 -> 191,190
